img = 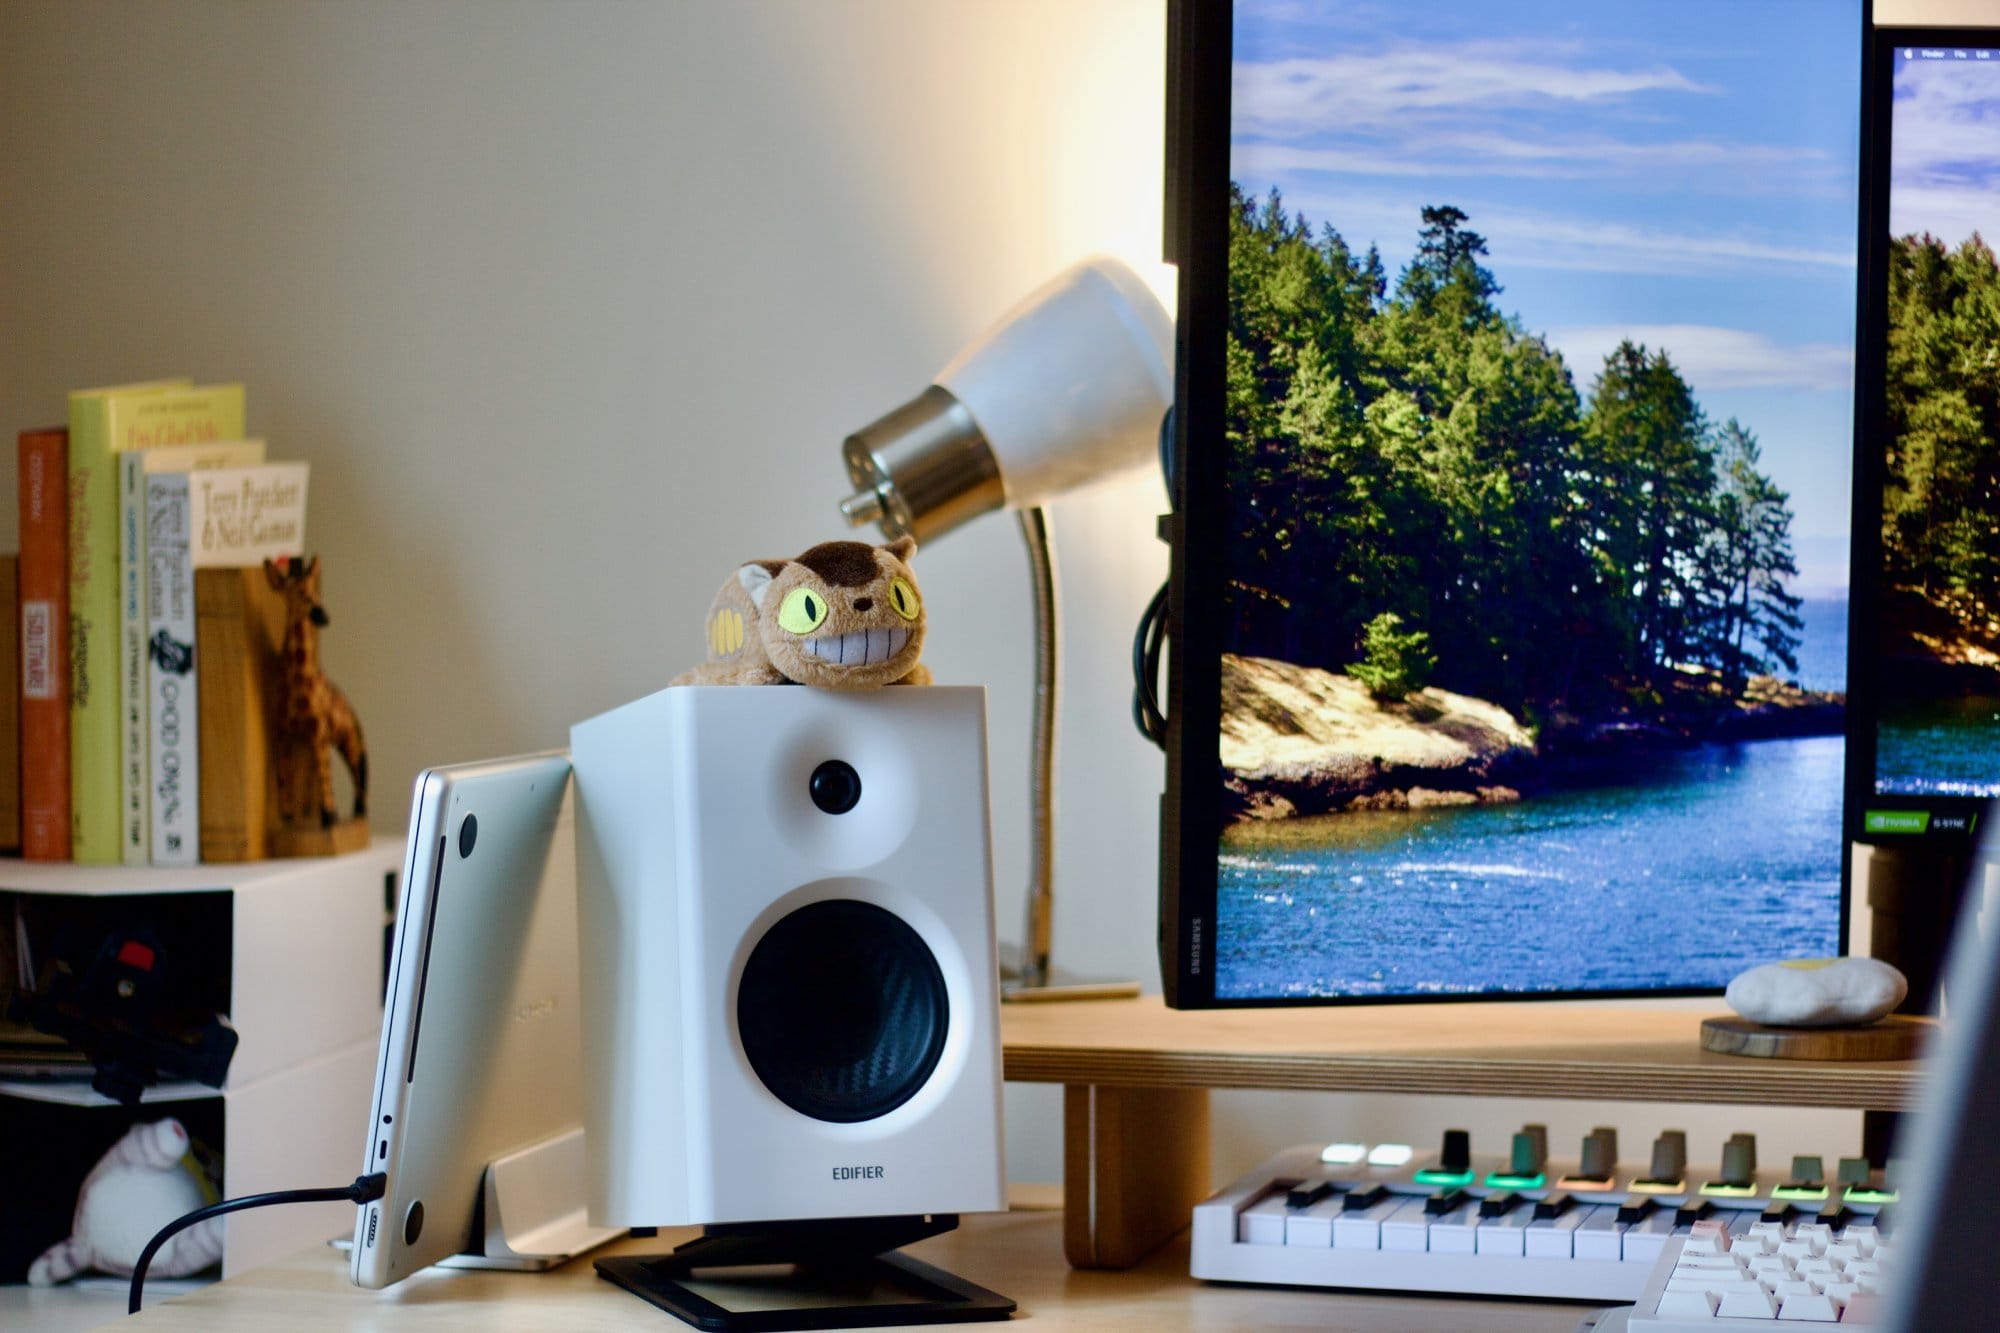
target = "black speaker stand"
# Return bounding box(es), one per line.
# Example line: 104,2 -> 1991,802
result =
594,1214 -> 1015,1330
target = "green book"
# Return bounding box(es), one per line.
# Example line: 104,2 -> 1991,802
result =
67,380 -> 243,863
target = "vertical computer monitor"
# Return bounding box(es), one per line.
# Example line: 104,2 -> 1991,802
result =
1849,25 -> 2000,847
1160,0 -> 1865,1005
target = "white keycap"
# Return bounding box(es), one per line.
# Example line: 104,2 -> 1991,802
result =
1320,1142 -> 1367,1165
1734,1235 -> 1774,1258
1841,1225 -> 1880,1257
1824,1241 -> 1862,1264
1716,1285 -> 1781,1318
1656,1288 -> 1722,1318
1840,1291 -> 1887,1325
1820,1279 -> 1860,1304
1776,1291 -> 1842,1322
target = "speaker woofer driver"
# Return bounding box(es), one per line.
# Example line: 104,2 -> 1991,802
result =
736,899 -> 949,1123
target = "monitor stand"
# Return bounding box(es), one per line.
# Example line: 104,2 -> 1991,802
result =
437,1126 -> 625,1271
595,1214 -> 1015,1330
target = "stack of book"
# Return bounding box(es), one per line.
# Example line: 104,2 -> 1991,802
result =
11,380 -> 312,865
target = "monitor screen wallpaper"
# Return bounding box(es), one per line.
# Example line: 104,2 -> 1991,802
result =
1203,0 -> 1860,1000
1867,41 -> 2000,821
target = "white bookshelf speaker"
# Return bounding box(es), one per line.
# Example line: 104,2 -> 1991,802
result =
569,684 -> 1006,1228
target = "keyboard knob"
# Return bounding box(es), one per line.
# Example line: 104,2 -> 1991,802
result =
1720,1137 -> 1756,1186
1440,1128 -> 1471,1173
1649,1131 -> 1687,1181
1510,1129 -> 1546,1177
1727,1132 -> 1757,1175
1577,1129 -> 1615,1181
1837,1157 -> 1873,1188
1591,1126 -> 1619,1167
1789,1155 -> 1825,1186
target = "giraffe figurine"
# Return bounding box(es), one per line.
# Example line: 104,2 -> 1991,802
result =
264,556 -> 369,843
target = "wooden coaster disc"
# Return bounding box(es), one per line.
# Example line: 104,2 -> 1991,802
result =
1699,1013 -> 1935,1061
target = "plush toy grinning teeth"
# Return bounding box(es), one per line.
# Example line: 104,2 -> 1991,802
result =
803,628 -> 910,665
669,537 -> 932,689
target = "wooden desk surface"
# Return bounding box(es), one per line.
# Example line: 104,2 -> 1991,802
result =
1001,995 -> 1927,1110
122,1207 -> 1600,1332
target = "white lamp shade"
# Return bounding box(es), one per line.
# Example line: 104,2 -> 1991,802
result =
935,254 -> 1173,511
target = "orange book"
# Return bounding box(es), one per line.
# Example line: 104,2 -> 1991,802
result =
19,427 -> 70,859
0,555 -> 19,852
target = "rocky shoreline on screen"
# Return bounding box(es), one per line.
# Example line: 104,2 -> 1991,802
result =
1220,652 -> 1842,824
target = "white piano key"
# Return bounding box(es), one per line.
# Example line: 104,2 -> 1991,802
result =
1474,1205 -> 1533,1257
1237,1194 -> 1290,1246
1427,1202 -> 1481,1255
1380,1198 -> 1433,1252
1622,1209 -> 1680,1264
1523,1206 -> 1589,1259
1331,1195 -> 1407,1250
1572,1205 -> 1630,1262
1283,1196 -> 1343,1248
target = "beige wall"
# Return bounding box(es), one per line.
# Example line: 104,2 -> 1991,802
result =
5,0 -> 1955,1193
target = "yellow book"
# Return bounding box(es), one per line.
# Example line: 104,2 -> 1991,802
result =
68,380 -> 243,862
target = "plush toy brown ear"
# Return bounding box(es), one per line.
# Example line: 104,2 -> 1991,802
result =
886,535 -> 917,564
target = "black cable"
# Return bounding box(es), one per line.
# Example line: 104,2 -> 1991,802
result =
128,1171 -> 386,1314
1144,576 -> 1168,740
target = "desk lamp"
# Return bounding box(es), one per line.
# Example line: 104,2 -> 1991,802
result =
838,254 -> 1173,996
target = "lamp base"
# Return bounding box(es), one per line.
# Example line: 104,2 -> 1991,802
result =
997,944 -> 1141,1003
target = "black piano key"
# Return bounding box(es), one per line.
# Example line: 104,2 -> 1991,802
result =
1424,1187 -> 1466,1216
1532,1191 -> 1574,1220
1616,1195 -> 1657,1225
1675,1199 -> 1714,1227
1341,1184 -> 1388,1212
1762,1201 -> 1797,1226
1286,1180 -> 1338,1209
1479,1191 -> 1520,1219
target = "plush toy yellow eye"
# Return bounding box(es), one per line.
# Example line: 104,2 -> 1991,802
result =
777,586 -> 830,635
887,576 -> 921,622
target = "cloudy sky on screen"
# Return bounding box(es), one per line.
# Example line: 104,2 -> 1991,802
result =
1891,47 -> 2000,245
1230,0 -> 1863,594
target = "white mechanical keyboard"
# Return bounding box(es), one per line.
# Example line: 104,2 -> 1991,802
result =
1192,1136 -> 1897,1306
1618,1216 -> 1892,1328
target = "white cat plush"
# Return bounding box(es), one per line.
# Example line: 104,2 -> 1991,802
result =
28,1117 -> 223,1285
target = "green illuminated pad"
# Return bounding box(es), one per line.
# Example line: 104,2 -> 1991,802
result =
1413,1168 -> 1476,1188
1699,1181 -> 1760,1199
1772,1184 -> 1830,1202
1483,1171 -> 1546,1190
1844,1187 -> 1898,1205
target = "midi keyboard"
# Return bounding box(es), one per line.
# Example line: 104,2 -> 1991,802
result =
1191,1130 -> 1897,1305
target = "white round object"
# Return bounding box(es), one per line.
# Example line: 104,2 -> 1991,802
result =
1724,957 -> 1908,1027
